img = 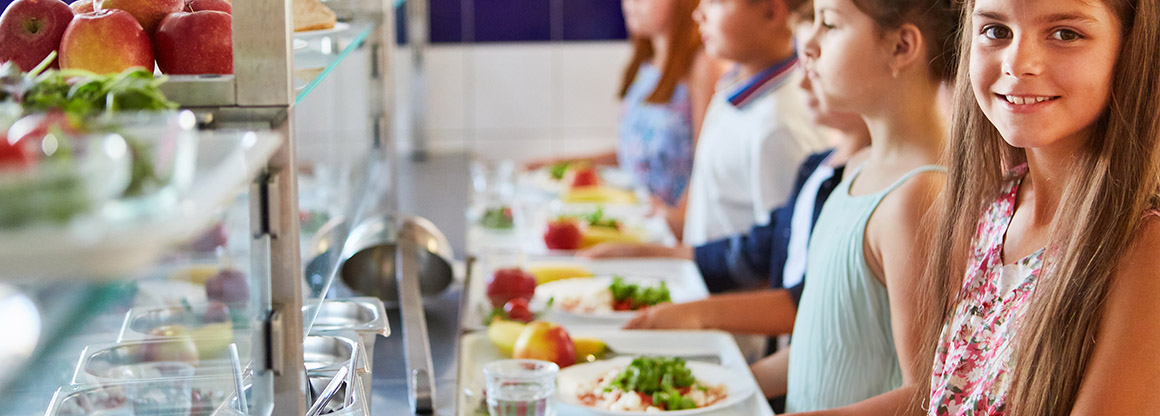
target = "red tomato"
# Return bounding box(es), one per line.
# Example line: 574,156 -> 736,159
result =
0,133 -> 32,168
503,298 -> 534,322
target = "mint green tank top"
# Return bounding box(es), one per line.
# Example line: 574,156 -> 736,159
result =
785,163 -> 945,412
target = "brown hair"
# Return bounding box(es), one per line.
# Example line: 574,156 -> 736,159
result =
618,0 -> 704,104
916,0 -> 1160,414
849,0 -> 960,81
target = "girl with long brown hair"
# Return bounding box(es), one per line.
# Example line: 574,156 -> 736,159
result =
918,0 -> 1160,414
532,0 -> 720,208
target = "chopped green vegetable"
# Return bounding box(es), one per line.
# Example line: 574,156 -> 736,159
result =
549,161 -> 570,180
605,356 -> 699,410
609,276 -> 671,310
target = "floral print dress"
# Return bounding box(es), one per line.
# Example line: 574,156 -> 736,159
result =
617,63 -> 695,206
929,167 -> 1044,416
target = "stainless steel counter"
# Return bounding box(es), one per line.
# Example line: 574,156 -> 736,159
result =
368,152 -> 470,415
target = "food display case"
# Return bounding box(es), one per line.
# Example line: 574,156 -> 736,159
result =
0,0 -> 398,413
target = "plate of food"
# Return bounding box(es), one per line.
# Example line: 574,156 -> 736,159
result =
530,276 -> 673,321
555,356 -> 753,414
532,206 -> 674,254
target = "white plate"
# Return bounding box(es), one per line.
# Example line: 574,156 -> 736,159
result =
530,276 -> 689,323
293,21 -> 351,38
519,166 -> 643,198
294,38 -> 308,50
555,356 -> 755,415
463,258 -> 709,330
453,329 -> 773,416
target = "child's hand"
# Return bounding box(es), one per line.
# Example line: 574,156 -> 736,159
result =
622,302 -> 702,330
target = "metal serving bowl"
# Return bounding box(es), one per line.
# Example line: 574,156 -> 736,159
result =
333,214 -> 455,307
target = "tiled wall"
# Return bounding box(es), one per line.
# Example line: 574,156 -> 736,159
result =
393,42 -> 632,161
393,1 -> 633,160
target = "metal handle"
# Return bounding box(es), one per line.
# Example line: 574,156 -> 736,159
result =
397,237 -> 436,413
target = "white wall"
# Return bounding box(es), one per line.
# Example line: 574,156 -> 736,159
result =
392,42 -> 632,161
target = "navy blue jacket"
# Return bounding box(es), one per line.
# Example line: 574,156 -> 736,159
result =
693,150 -> 845,305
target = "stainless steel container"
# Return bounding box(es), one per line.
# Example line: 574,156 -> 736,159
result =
307,297 -> 388,370
213,370 -> 366,416
337,214 -> 455,306
304,333 -> 370,409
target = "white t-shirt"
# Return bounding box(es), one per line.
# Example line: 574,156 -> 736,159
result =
682,68 -> 828,245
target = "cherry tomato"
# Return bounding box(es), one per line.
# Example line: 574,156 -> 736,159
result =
503,297 -> 534,322
0,133 -> 32,168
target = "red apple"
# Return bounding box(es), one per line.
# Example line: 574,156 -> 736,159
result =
101,0 -> 182,33
187,0 -> 229,13
59,9 -> 153,74
543,219 -> 583,250
153,10 -> 231,74
512,321 -> 576,368
68,0 -> 93,14
0,0 -> 73,71
0,132 -> 31,168
569,167 -> 600,188
486,267 -> 536,308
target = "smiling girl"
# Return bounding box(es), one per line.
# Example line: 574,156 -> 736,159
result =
918,0 -> 1160,414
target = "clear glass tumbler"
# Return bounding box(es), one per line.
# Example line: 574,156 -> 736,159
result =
483,359 -> 558,416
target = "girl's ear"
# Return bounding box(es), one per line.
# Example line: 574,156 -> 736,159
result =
889,22 -> 926,77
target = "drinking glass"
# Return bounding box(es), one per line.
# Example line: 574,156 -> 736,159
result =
483,359 -> 558,416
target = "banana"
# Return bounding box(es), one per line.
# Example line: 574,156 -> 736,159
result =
561,186 -> 639,204
527,264 -> 593,285
580,226 -> 645,248
572,337 -> 609,362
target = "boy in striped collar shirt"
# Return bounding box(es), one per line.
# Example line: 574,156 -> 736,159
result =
672,0 -> 829,246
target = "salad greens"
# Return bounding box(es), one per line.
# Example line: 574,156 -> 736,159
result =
549,161 -> 571,180
609,276 -> 671,310
605,357 -> 700,411
1,55 -> 177,116
478,206 -> 514,229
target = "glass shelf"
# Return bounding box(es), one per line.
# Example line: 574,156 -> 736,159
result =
294,20 -> 377,105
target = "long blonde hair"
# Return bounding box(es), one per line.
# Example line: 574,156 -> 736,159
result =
618,0 -> 703,104
917,0 -> 1160,414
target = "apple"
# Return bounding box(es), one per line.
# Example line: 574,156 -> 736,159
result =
512,321 -> 576,368
503,297 -> 534,323
569,167 -> 600,188
0,0 -> 73,71
486,267 -> 536,308
205,268 -> 249,306
68,0 -> 93,14
486,318 -> 526,357
59,9 -> 153,73
153,9 -> 231,74
140,324 -> 199,366
543,219 -> 583,250
101,0 -> 182,33
187,0 -> 229,13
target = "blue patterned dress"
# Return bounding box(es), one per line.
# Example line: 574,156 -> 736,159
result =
617,63 -> 695,206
